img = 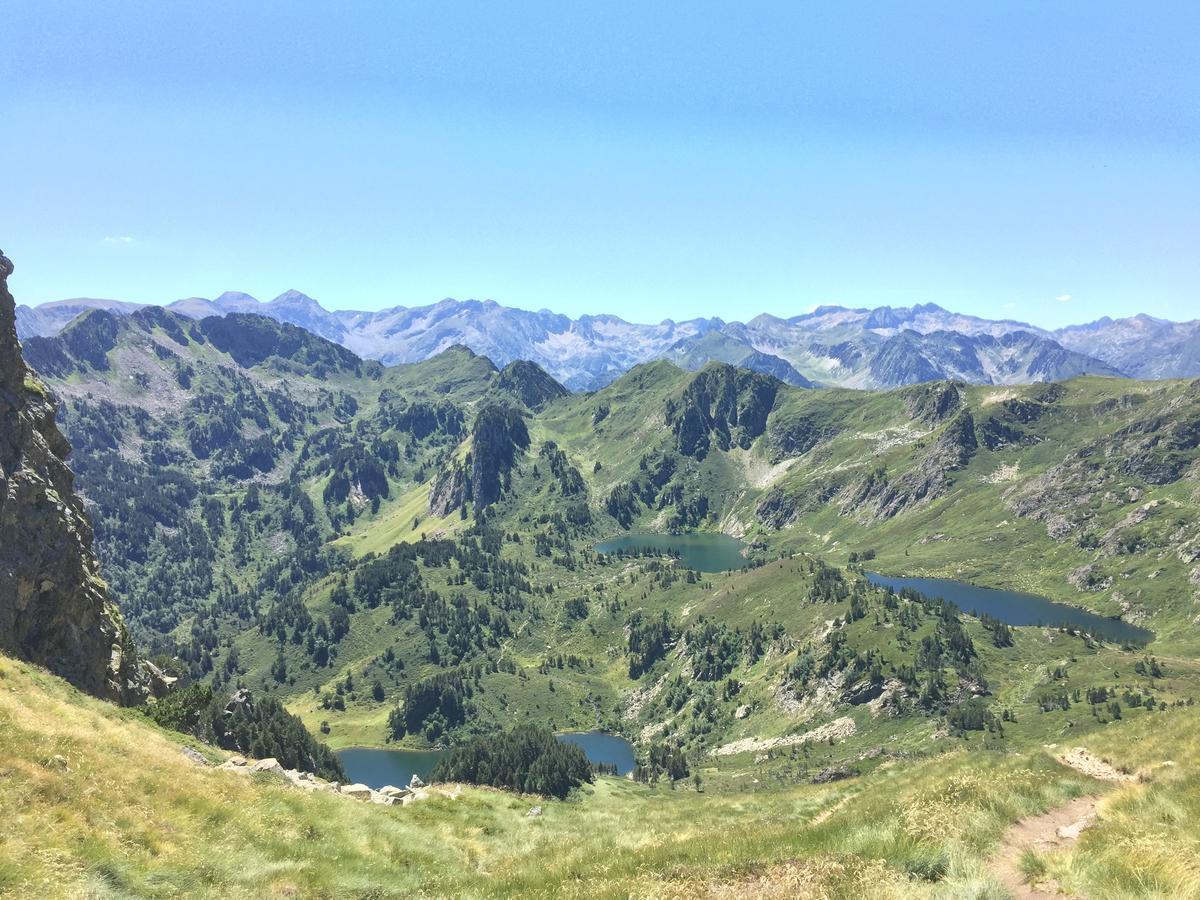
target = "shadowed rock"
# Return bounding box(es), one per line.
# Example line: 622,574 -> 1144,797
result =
0,250 -> 158,704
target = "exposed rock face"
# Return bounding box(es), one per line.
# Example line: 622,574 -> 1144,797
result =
668,364 -> 781,459
428,403 -> 530,516
755,486 -> 801,529
903,382 -> 962,425
841,409 -> 978,521
428,465 -> 468,517
0,250 -> 154,703
765,413 -> 839,462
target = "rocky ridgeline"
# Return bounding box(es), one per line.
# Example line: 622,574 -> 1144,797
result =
429,403 -> 531,516
0,251 -> 163,703
211,753 -> 456,807
667,364 -> 780,459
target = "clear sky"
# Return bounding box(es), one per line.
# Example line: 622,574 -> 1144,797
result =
3,2 -> 1197,327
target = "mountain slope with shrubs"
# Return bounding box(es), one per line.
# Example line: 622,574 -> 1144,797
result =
7,272 -> 1200,896
20,301 -> 1200,764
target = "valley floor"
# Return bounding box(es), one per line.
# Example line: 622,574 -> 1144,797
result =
4,654 -> 1199,899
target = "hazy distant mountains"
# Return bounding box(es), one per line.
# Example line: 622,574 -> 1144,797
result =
16,291 -> 1198,390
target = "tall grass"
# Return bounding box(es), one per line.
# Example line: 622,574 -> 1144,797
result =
5,655 -> 1197,898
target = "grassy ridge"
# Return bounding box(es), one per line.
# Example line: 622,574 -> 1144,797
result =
7,652 -> 1200,897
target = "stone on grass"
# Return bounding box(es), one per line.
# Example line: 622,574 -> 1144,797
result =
340,783 -> 373,800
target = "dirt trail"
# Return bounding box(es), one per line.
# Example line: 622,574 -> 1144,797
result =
988,747 -> 1137,898
990,795 -> 1098,899
1054,747 -> 1136,784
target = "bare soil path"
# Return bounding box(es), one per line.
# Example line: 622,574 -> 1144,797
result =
990,795 -> 1098,899
987,746 -> 1136,897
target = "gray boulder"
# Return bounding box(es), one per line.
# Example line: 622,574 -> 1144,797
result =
251,757 -> 286,776
340,783 -> 373,801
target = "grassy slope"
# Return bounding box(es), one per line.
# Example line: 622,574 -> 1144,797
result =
16,334 -> 1200,895
537,373 -> 1200,649
18,651 -> 1200,899
762,378 -> 1200,652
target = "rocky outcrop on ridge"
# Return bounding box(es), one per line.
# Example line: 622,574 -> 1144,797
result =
0,250 -> 159,704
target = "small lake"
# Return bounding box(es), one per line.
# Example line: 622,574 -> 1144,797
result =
865,573 -> 1154,646
594,532 -> 749,573
338,731 -> 635,789
557,731 -> 636,774
338,746 -> 446,790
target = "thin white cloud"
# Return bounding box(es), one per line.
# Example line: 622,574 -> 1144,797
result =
1055,294 -> 1072,303
102,235 -> 136,246
1002,302 -> 1016,310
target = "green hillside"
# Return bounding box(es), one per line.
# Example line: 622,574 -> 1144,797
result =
10,301 -> 1200,897
5,652 -> 1200,898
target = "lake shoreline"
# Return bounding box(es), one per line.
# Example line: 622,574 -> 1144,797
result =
338,731 -> 637,789
594,531 -> 750,573
865,571 -> 1154,645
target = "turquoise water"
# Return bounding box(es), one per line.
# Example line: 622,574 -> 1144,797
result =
338,732 -> 636,789
866,573 -> 1154,645
594,531 -> 749,572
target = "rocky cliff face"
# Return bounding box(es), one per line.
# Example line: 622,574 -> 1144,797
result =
428,404 -> 531,516
668,364 -> 781,459
0,251 -> 156,703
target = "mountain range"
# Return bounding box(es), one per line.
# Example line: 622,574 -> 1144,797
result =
7,246 -> 1200,897
16,291 -> 1200,390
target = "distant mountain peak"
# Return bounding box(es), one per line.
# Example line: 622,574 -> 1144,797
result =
214,291 -> 258,305
270,289 -> 322,306
16,290 -> 1200,388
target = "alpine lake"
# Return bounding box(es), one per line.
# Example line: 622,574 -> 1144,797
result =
339,732 -> 636,790
594,531 -> 1152,645
342,536 -> 1153,788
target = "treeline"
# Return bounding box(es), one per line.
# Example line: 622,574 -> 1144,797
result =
430,725 -> 593,799
141,684 -> 345,781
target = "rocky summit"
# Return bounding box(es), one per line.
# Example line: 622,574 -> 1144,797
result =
0,251 -> 160,704
20,292 -> 1199,391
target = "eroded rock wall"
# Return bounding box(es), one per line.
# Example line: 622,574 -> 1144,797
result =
0,250 -> 153,703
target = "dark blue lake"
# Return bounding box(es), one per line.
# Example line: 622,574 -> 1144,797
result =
338,747 -> 446,790
594,531 -> 749,573
338,731 -> 635,789
866,573 -> 1153,646
557,731 -> 636,774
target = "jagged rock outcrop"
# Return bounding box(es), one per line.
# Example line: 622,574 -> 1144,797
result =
975,415 -> 1027,451
765,413 -> 840,462
428,465 -> 468,517
0,250 -> 157,704
841,409 -> 978,521
496,359 -> 569,411
667,364 -> 781,459
755,486 -> 802,528
903,382 -> 962,425
428,403 -> 530,515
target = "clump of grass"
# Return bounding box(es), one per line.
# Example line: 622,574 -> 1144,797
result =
22,373 -> 50,400
903,849 -> 949,882
1019,848 -> 1047,882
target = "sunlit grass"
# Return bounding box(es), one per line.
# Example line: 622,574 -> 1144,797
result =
5,652 -> 1199,897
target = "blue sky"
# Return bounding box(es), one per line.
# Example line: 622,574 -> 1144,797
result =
3,2 -> 1197,327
